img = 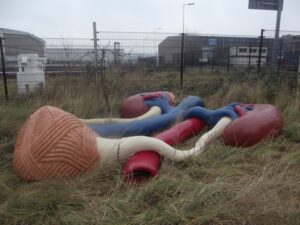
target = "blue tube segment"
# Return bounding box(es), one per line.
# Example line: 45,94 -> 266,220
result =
89,96 -> 205,137
183,104 -> 239,126
144,95 -> 174,114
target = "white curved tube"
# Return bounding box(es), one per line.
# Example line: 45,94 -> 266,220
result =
80,106 -> 161,125
96,117 -> 232,165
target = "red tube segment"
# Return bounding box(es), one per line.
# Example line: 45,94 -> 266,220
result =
223,104 -> 283,147
122,118 -> 206,183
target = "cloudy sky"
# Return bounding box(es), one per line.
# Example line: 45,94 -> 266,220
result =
1,0 -> 300,38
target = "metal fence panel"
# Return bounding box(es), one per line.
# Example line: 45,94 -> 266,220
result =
0,30 -> 299,101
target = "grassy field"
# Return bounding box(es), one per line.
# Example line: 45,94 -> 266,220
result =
0,70 -> 300,225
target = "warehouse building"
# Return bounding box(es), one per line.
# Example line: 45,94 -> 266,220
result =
158,35 -> 274,67
280,35 -> 300,70
0,28 -> 45,62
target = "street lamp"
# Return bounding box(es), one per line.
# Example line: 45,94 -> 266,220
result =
180,3 -> 195,88
183,3 -> 195,34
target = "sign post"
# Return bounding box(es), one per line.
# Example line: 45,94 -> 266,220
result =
249,0 -> 284,67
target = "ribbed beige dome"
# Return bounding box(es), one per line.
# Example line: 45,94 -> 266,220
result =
13,106 -> 99,181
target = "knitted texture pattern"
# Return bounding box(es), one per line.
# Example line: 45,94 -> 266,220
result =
13,106 -> 99,181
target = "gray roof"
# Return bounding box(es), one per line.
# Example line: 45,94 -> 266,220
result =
0,28 -> 45,44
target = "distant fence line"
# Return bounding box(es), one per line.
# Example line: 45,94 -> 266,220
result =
0,29 -> 300,100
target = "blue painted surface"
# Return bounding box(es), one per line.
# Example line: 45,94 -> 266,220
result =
143,94 -> 174,114
89,93 -> 245,137
183,104 -> 239,126
89,96 -> 204,137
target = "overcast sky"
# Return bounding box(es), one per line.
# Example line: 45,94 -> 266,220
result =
1,0 -> 300,38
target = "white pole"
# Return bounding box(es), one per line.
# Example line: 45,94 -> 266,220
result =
92,22 -> 98,68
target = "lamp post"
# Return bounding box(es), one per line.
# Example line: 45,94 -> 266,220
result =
183,3 -> 195,34
180,2 -> 195,88
154,27 -> 162,67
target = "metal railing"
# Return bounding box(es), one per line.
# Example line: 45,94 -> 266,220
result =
0,30 -> 299,100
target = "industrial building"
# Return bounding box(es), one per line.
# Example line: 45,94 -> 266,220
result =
0,28 -> 45,62
0,28 -> 46,93
158,35 -> 274,67
281,35 -> 300,70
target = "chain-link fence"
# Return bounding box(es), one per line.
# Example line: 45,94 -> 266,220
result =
263,29 -> 300,71
0,30 -> 299,101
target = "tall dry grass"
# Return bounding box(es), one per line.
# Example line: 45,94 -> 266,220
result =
0,70 -> 299,225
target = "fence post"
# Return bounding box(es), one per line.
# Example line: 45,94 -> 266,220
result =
277,39 -> 283,72
248,44 -> 252,75
227,47 -> 230,74
211,48 -> 215,73
0,37 -> 8,100
180,33 -> 185,88
200,49 -> 203,73
257,29 -> 265,74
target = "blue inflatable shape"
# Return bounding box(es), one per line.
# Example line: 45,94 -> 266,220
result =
183,104 -> 240,126
89,96 -> 205,137
143,94 -> 175,114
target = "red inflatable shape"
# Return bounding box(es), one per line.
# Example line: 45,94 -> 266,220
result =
234,105 -> 247,117
223,104 -> 283,147
120,91 -> 175,118
123,118 -> 206,183
120,95 -> 149,118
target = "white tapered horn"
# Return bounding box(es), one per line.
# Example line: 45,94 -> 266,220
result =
97,117 -> 232,164
80,106 -> 161,125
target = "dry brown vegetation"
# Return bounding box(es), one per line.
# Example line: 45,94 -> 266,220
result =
0,69 -> 300,225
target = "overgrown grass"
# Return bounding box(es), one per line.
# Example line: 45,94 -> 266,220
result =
0,71 -> 299,225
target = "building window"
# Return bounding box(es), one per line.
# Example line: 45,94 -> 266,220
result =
239,48 -> 248,53
250,49 -> 257,53
262,49 -> 267,53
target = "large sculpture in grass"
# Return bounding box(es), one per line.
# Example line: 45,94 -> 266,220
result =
12,92 -> 284,181
13,106 -> 232,181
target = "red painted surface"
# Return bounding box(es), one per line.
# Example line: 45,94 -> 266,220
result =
123,118 -> 206,183
120,95 -> 150,118
120,91 -> 175,118
234,105 -> 247,117
223,104 -> 283,147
